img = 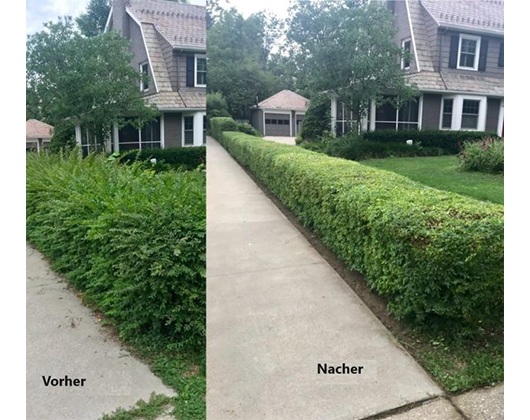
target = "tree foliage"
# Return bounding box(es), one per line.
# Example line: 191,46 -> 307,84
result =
287,0 -> 416,120
207,8 -> 286,119
26,17 -> 158,147
76,0 -> 111,37
206,92 -> 230,121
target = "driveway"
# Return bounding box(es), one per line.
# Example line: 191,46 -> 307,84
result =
263,136 -> 296,145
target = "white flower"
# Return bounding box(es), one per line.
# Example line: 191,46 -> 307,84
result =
406,139 -> 413,146
150,158 -> 157,164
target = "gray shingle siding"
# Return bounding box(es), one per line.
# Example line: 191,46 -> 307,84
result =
128,18 -> 152,94
392,1 -> 417,72
159,33 -> 178,91
177,53 -> 205,93
164,113 -> 182,147
439,31 -> 503,79
486,98 -> 501,132
421,93 -> 442,129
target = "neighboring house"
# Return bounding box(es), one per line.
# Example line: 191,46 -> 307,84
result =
76,0 -> 206,153
331,0 -> 504,136
26,119 -> 53,152
250,90 -> 309,137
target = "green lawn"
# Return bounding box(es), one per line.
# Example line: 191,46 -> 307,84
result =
360,156 -> 504,204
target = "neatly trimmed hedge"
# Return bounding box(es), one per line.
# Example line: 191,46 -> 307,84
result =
300,134 -> 445,160
363,130 -> 500,154
215,131 -> 504,334
118,146 -> 206,171
26,152 -> 206,352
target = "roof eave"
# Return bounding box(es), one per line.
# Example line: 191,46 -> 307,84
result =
439,23 -> 504,37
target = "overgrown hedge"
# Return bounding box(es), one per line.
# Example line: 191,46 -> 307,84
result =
363,129 -> 499,154
215,130 -> 504,334
118,146 -> 206,171
26,152 -> 206,352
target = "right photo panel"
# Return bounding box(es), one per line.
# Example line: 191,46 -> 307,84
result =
206,0 -> 504,419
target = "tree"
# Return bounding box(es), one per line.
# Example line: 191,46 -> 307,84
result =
26,17 -> 158,149
76,0 -> 111,37
206,92 -> 230,121
207,8 -> 286,119
287,0 -> 417,122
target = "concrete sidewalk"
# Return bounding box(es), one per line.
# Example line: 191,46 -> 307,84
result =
207,137 -> 466,419
26,244 -> 175,420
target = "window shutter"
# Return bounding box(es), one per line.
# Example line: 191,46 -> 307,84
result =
498,42 -> 504,67
186,56 -> 195,87
478,38 -> 488,71
449,35 -> 459,68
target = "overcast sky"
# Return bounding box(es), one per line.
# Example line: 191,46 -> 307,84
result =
26,0 -> 207,36
219,0 -> 292,19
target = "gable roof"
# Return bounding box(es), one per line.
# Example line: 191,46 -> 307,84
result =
26,120 -> 54,140
127,0 -> 206,50
255,90 -> 310,111
420,0 -> 504,35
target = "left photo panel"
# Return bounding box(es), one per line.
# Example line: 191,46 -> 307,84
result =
26,1 -> 207,419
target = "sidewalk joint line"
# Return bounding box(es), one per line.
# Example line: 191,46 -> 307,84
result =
207,261 -> 327,279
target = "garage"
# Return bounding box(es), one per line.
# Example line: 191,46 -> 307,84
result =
249,90 -> 310,137
264,113 -> 291,137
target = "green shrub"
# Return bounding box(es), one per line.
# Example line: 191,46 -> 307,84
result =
459,137 -> 504,174
207,92 -> 231,122
117,147 -> 206,171
363,130 -> 499,154
325,134 -> 445,160
26,152 -> 206,352
215,131 -> 504,335
209,117 -> 238,139
299,93 -> 330,141
237,122 -> 261,137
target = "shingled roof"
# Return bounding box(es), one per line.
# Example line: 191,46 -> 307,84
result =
127,0 -> 206,50
405,72 -> 504,97
26,119 -> 54,140
255,90 -> 310,111
420,0 -> 504,34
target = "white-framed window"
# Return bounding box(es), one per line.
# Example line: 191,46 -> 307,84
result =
117,117 -> 161,151
183,115 -> 194,146
439,95 -> 486,131
401,38 -> 411,70
140,62 -> 149,91
441,98 -> 453,129
372,96 -> 420,131
195,54 -> 206,87
457,34 -> 481,71
461,99 -> 481,129
140,117 -> 161,149
336,102 -> 356,135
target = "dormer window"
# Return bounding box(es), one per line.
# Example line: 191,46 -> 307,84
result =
140,62 -> 149,91
401,39 -> 411,70
186,54 -> 207,87
457,34 -> 481,71
195,55 -> 206,87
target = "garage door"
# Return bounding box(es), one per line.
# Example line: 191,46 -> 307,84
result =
264,113 -> 290,136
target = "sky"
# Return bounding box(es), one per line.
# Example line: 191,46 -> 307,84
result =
26,0 -> 208,36
219,0 -> 292,19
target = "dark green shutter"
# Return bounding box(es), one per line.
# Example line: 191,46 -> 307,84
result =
186,56 -> 194,87
478,38 -> 488,71
498,42 -> 504,67
449,35 -> 459,68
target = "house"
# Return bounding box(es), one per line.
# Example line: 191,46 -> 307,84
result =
250,90 -> 309,137
26,119 -> 53,152
331,0 -> 504,136
76,0 -> 206,153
